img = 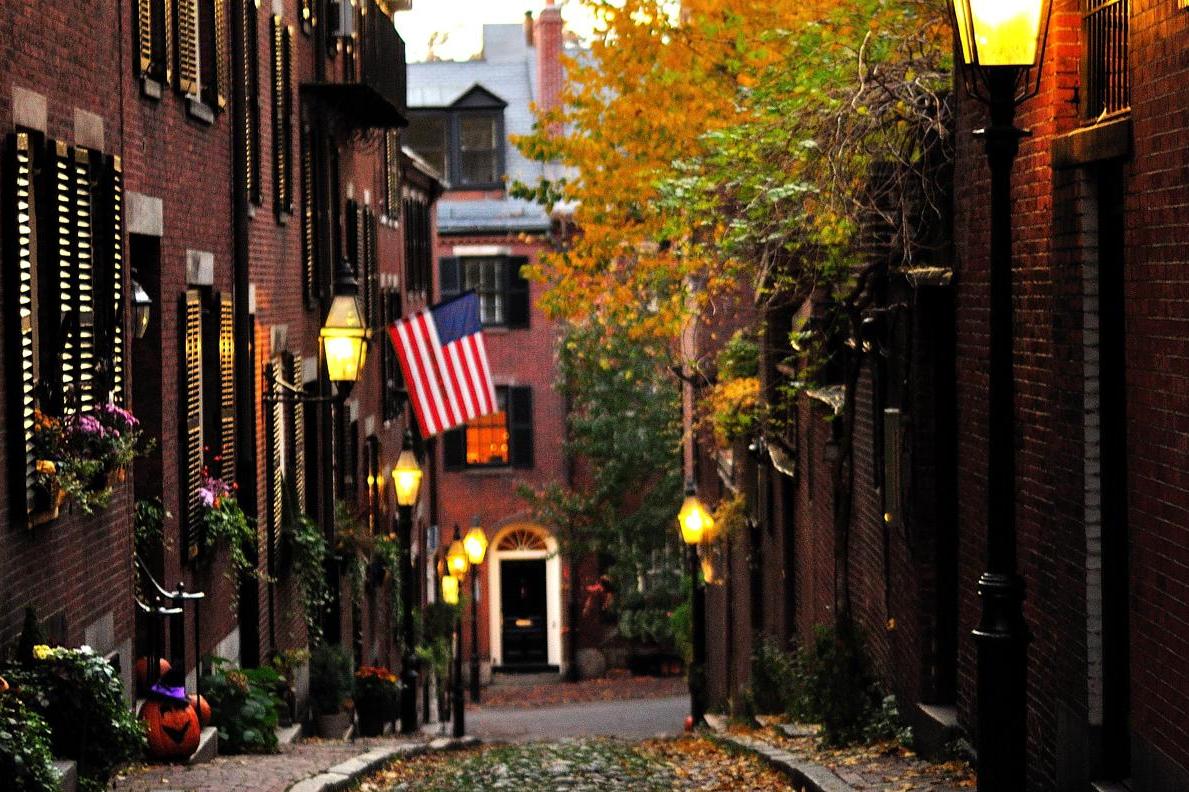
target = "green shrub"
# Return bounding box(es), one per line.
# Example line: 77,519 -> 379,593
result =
668,601 -> 692,665
3,646 -> 144,792
200,658 -> 281,753
0,690 -> 58,792
309,644 -> 352,716
744,636 -> 803,717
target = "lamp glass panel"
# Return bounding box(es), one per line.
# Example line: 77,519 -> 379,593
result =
392,448 -> 423,506
463,526 -> 488,565
441,575 -> 459,605
968,0 -> 1043,67
447,539 -> 470,578
677,494 -> 712,546
323,334 -> 366,382
951,0 -> 974,65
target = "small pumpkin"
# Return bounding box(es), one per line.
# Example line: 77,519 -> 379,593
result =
135,656 -> 172,690
140,698 -> 200,759
0,675 -> 8,693
188,694 -> 212,727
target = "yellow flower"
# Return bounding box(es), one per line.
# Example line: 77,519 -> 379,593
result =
32,644 -> 52,660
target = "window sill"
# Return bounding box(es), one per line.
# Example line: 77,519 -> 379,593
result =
449,466 -> 518,477
1051,115 -> 1131,168
186,98 -> 215,125
140,77 -> 164,101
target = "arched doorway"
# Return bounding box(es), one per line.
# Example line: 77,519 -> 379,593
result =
487,524 -> 562,672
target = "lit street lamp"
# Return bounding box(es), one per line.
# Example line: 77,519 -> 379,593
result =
677,480 -> 712,727
948,2 -> 1051,789
320,259 -> 369,396
390,431 -> 422,735
464,517 -> 489,703
445,525 -> 469,737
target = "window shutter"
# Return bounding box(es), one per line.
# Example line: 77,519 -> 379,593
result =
181,290 -> 205,560
164,0 -> 175,86
384,131 -> 398,219
242,0 -> 261,204
883,408 -> 903,529
439,257 -> 460,300
509,386 -> 534,469
271,15 -> 293,219
365,208 -> 378,328
286,354 -> 307,512
4,133 -> 42,526
266,358 -> 284,560
214,0 -> 230,109
72,148 -> 98,413
505,256 -> 530,329
300,124 -> 315,305
218,292 -> 236,481
135,0 -> 155,76
443,428 -> 466,470
177,0 -> 200,95
103,155 -> 127,404
48,141 -> 77,416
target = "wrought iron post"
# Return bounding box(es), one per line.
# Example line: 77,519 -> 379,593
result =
688,543 -> 706,726
452,602 -> 465,737
398,504 -> 419,733
470,569 -> 481,702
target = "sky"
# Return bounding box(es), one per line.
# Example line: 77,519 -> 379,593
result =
394,0 -> 599,63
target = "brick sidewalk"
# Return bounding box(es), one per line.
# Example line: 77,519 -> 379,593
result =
109,736 -> 424,792
470,672 -> 687,710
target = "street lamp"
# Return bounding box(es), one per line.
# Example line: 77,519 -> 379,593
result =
320,259 -> 369,397
463,516 -> 489,703
441,574 -> 460,605
131,279 -> 152,339
445,525 -> 468,738
390,431 -> 422,735
948,2 -> 1051,789
676,480 -> 710,727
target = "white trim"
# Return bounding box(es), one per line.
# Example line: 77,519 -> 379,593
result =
487,523 -> 564,671
452,244 -> 513,257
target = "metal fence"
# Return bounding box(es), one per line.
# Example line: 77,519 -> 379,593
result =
1082,0 -> 1130,121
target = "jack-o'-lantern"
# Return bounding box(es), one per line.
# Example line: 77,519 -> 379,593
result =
188,694 -> 212,727
140,699 -> 200,759
135,657 -> 172,690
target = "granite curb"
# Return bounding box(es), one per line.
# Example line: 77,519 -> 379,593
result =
703,718 -> 854,792
285,736 -> 481,792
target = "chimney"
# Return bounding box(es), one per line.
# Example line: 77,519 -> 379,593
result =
534,0 -> 563,114
525,10 -> 534,47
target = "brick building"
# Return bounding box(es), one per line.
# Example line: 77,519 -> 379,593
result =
697,2 -> 1189,790
2,0 -> 441,727
403,6 -> 572,680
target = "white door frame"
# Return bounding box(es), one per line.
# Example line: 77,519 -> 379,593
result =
487,524 -> 563,670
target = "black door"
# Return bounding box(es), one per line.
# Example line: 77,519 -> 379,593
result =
500,559 -> 548,667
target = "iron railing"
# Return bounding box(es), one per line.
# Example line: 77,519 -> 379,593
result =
1082,0 -> 1130,122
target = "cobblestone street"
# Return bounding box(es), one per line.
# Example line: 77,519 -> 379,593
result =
358,736 -> 795,792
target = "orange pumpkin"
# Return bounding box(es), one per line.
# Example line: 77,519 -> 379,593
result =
140,699 -> 200,759
0,675 -> 8,693
135,657 -> 172,690
188,694 -> 212,727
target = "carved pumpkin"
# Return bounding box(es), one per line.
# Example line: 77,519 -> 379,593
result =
188,694 -> 212,727
140,699 -> 200,759
0,675 -> 8,693
135,657 -> 172,690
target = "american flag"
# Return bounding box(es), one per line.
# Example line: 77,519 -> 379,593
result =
388,292 -> 498,438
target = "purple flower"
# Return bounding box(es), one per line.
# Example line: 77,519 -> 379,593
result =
198,487 -> 215,507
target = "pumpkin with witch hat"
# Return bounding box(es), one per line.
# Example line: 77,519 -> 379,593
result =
139,669 -> 201,760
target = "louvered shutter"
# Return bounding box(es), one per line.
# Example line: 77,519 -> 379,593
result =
72,148 -> 98,412
383,131 -> 398,219
300,124 -> 315,305
177,0 -> 200,95
103,155 -> 127,404
164,0 -> 175,86
214,0 -> 230,109
218,293 -> 236,481
509,386 -> 534,469
242,0 -> 261,204
266,358 -> 284,559
182,290 -> 205,560
4,133 -> 42,526
271,15 -> 293,219
136,0 -> 155,76
439,257 -> 460,300
365,208 -> 379,327
505,256 -> 530,329
345,199 -> 361,281
48,141 -> 77,416
443,428 -> 465,470
286,354 -> 307,512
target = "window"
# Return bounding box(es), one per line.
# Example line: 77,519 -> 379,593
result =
405,106 -> 505,189
440,256 -> 530,329
444,386 -> 534,470
272,14 -> 294,220
403,193 -> 432,294
1081,0 -> 1129,121
133,0 -> 228,109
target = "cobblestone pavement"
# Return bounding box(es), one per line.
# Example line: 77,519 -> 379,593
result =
471,672 -> 687,710
109,736 -> 424,792
359,736 -> 796,791
467,694 -> 689,742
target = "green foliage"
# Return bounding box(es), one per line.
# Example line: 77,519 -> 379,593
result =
2,647 -> 145,792
717,330 -> 760,380
0,690 -> 58,792
668,601 -> 692,665
201,658 -> 281,754
309,644 -> 352,716
284,480 -> 331,644
199,493 -> 260,612
743,636 -> 804,717
334,501 -> 371,609
614,570 -> 686,652
134,497 -> 170,556
373,534 -> 402,646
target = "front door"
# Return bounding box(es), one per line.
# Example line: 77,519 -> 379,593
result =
500,559 -> 548,667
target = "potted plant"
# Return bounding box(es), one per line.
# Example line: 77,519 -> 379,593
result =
195,469 -> 260,611
268,648 -> 311,727
353,666 -> 399,737
309,644 -> 353,738
0,684 -> 58,791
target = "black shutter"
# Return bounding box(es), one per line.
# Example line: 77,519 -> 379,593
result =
439,256 -> 460,300
505,256 -> 530,329
509,386 -> 534,469
242,0 -> 262,205
443,428 -> 465,470
300,124 -> 315,305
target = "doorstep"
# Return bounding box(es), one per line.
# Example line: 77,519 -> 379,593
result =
187,726 -> 219,765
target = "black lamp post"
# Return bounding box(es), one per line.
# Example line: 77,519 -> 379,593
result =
677,480 -> 712,726
948,2 -> 1051,789
463,517 -> 489,703
445,526 -> 470,737
391,431 -> 423,734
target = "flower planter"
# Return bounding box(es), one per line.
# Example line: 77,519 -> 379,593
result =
356,706 -> 385,737
30,475 -> 67,526
315,710 -> 352,739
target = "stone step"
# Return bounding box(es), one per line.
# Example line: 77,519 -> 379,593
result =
52,759 -> 77,792
187,726 -> 218,764
489,671 -> 563,687
276,723 -> 303,746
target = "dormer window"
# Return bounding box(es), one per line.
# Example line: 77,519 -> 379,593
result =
406,85 -> 507,190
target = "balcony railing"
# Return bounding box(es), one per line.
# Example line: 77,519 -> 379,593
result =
303,0 -> 407,128
1082,0 -> 1130,122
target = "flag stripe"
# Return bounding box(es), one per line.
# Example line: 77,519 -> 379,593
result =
397,319 -> 443,435
411,313 -> 451,432
446,341 -> 478,420
425,316 -> 465,427
470,333 -> 497,412
390,324 -> 434,436
460,338 -> 489,415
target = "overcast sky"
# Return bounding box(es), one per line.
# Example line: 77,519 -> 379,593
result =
395,0 -> 598,62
